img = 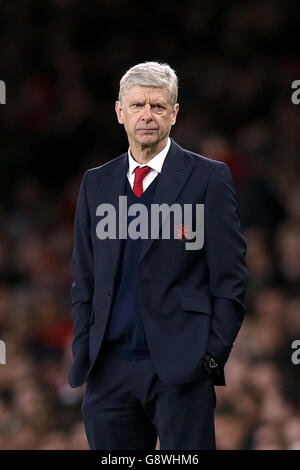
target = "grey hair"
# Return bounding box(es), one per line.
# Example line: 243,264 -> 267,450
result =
118,61 -> 178,106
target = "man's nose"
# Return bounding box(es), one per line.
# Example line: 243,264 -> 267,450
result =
141,104 -> 153,120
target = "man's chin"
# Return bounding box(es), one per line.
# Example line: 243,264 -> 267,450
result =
136,134 -> 161,147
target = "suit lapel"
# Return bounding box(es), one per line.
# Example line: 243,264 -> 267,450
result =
138,139 -> 194,263
101,139 -> 195,291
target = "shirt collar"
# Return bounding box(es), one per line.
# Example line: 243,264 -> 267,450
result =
127,137 -> 171,176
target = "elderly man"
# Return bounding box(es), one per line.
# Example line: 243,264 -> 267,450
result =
68,61 -> 249,450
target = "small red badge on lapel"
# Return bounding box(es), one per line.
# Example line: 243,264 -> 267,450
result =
175,224 -> 191,241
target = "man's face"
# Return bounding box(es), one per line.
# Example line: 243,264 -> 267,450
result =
115,86 -> 179,149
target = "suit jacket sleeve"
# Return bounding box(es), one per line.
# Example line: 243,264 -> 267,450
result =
70,170 -> 94,363
204,161 -> 249,367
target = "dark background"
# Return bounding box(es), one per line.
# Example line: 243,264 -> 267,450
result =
0,0 -> 299,449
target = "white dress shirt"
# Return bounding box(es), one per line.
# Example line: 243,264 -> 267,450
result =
127,137 -> 171,192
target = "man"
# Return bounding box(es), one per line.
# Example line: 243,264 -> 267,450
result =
68,61 -> 249,450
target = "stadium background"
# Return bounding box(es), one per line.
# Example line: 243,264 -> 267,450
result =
0,0 -> 300,449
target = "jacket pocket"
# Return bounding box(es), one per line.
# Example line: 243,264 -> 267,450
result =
180,295 -> 212,316
89,307 -> 95,326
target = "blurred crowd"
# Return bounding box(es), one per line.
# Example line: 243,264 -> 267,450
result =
0,0 -> 300,449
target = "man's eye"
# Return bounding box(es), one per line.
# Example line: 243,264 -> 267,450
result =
152,105 -> 164,111
132,104 -> 142,108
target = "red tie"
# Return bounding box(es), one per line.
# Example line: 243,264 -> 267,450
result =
133,166 -> 151,197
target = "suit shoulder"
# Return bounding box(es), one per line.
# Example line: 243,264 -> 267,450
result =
85,152 -> 127,177
181,146 -> 228,172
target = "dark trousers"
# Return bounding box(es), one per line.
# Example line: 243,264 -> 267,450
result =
81,348 -> 217,450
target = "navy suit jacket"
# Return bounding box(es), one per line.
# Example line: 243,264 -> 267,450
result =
68,138 -> 249,388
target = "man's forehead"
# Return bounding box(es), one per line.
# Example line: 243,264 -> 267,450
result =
124,85 -> 169,102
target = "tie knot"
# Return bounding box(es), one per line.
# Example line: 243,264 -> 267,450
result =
134,165 -> 151,182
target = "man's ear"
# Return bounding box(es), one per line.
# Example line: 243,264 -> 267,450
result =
171,103 -> 179,126
115,100 -> 124,124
